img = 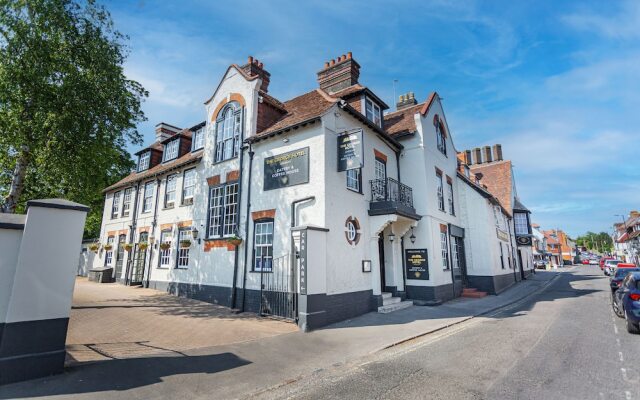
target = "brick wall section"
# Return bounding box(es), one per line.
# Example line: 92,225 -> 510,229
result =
373,149 -> 388,163
207,175 -> 221,186
204,239 -> 236,252
252,209 -> 276,220
347,96 -> 362,113
257,102 -> 286,133
212,93 -> 246,120
226,170 -> 240,182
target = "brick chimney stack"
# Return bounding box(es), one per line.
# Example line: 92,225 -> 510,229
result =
396,92 -> 417,111
474,147 -> 483,164
492,144 -> 503,161
241,56 -> 271,92
317,52 -> 360,94
155,123 -> 181,143
483,146 -> 493,163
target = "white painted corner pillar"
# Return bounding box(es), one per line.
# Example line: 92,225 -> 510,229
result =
0,199 -> 88,385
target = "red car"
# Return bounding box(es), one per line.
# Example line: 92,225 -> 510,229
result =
582,259 -> 590,265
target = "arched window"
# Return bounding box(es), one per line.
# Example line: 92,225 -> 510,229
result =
215,102 -> 243,162
434,115 -> 447,156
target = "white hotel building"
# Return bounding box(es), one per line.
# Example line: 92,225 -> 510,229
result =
93,54 -> 533,330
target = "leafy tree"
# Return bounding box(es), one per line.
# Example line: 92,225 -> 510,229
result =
576,231 -> 613,253
0,0 -> 147,238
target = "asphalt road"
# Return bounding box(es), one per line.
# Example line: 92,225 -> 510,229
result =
257,266 -> 640,400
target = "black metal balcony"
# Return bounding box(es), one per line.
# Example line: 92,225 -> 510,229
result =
369,178 -> 421,220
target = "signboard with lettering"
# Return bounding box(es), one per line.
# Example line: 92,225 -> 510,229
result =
405,249 -> 429,280
496,229 -> 509,242
337,129 -> 364,171
298,230 -> 307,295
264,147 -> 310,191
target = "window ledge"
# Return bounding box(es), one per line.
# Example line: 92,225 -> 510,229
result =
212,156 -> 239,166
162,205 -> 175,210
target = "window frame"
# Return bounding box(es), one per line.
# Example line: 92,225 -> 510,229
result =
252,218 -> 274,272
122,187 -> 133,217
365,97 -> 382,127
163,139 -> 180,162
206,181 -> 240,238
138,151 -> 151,172
164,174 -> 178,208
181,168 -> 196,205
142,181 -> 155,213
104,236 -> 115,266
111,191 -> 121,219
435,117 -> 447,156
346,168 -> 362,193
514,212 -> 530,235
192,127 -> 205,151
440,227 -> 450,270
159,229 -> 172,267
214,103 -> 243,163
447,178 -> 455,215
436,171 -> 445,212
176,228 -> 192,268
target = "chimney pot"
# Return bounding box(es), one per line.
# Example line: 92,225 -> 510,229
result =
258,62 -> 263,68
484,145 -> 492,163
396,91 -> 418,111
474,147 -> 483,164
317,52 -> 361,93
248,56 -> 253,64
330,59 -> 335,66
324,61 -> 330,68
341,54 -> 346,61
347,51 -> 352,59
492,144 -> 503,161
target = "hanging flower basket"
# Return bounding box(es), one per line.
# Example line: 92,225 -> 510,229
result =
88,243 -> 100,253
103,244 -> 113,251
138,242 -> 149,251
123,243 -> 133,252
225,236 -> 243,247
159,242 -> 171,250
179,239 -> 192,248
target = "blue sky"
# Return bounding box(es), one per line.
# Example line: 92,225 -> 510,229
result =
108,0 -> 640,238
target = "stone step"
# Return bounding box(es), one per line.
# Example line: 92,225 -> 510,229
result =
378,300 -> 413,313
462,287 -> 478,293
381,292 -> 393,299
462,291 -> 487,299
382,296 -> 402,306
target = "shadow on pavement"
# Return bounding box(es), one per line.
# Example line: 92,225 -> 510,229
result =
0,352 -> 250,399
321,268 -> 603,330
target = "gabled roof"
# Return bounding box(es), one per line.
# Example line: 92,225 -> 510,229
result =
457,171 -> 511,217
104,150 -> 203,193
252,89 -> 337,138
330,84 -> 390,109
469,160 -> 513,212
382,92 -> 438,137
134,142 -> 163,156
513,197 -> 530,213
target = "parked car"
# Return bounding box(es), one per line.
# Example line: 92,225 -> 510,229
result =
600,257 -> 614,270
612,271 -> 640,334
604,260 -> 622,276
581,259 -> 590,265
589,258 -> 599,265
610,267 -> 640,292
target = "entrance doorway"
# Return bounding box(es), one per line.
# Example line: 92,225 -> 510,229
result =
378,232 -> 386,292
518,250 -> 526,280
129,232 -> 148,286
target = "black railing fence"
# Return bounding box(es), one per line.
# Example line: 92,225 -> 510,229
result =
370,177 -> 414,208
260,253 -> 297,321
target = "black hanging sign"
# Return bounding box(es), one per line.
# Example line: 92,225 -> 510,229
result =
405,249 -> 429,280
337,129 -> 364,172
264,147 -> 310,191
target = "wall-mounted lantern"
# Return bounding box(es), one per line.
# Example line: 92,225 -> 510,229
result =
410,227 -> 416,244
191,226 -> 200,244
388,232 -> 396,242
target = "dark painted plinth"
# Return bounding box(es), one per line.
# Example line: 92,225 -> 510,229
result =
0,318 -> 69,385
467,273 -> 516,295
299,290 -> 376,331
406,283 -> 455,302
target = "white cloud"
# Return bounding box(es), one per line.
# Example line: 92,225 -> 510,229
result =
562,1 -> 640,40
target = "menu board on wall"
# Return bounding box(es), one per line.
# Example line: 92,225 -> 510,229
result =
337,129 -> 364,171
263,147 -> 310,191
405,249 -> 429,280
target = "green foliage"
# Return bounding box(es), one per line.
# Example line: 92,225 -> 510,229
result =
576,231 -> 613,253
0,0 -> 147,238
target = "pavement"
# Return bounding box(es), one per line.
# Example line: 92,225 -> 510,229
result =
66,278 -> 297,364
257,265 -> 640,399
1,270 -> 560,400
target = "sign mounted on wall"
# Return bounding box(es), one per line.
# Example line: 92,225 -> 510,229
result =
516,235 -> 532,246
337,129 -> 364,172
298,229 -> 308,295
496,229 -> 509,242
264,147 -> 310,191
405,249 -> 429,280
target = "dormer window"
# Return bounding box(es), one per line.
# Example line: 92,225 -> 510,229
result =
514,212 -> 530,235
365,97 -> 381,127
138,151 -> 150,172
192,127 -> 205,151
163,139 -> 179,162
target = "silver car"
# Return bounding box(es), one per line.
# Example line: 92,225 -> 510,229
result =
604,260 -> 622,276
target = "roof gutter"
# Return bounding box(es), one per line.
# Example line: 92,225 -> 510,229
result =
246,116 -> 322,144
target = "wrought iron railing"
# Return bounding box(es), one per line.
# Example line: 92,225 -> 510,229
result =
370,177 -> 414,209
